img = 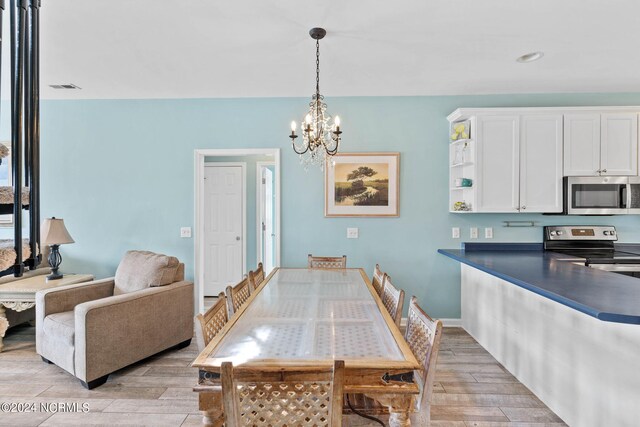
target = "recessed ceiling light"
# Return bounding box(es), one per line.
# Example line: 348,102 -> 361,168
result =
517,52 -> 544,63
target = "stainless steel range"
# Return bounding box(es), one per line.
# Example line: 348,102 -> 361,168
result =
544,225 -> 640,277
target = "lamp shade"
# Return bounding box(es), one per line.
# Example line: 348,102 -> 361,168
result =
41,217 -> 75,245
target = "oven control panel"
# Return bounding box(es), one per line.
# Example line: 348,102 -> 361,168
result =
544,226 -> 617,241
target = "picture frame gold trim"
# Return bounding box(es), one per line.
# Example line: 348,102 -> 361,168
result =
324,152 -> 400,217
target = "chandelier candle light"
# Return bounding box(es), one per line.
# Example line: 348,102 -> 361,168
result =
289,27 -> 342,169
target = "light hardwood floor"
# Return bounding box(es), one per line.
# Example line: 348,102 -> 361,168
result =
0,324 -> 566,426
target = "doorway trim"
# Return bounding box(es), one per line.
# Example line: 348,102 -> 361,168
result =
194,148 -> 281,314
256,161 -> 276,270
204,162 -> 247,292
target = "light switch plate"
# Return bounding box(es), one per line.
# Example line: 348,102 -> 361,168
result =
485,227 -> 493,239
470,227 -> 479,239
180,227 -> 192,238
452,227 -> 460,239
347,228 -> 359,239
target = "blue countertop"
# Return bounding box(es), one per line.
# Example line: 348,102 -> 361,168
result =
438,244 -> 640,325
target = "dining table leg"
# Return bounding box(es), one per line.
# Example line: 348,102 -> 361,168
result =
365,393 -> 415,427
199,390 -> 224,427
202,410 -> 223,427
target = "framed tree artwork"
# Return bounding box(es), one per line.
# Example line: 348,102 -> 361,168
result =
325,152 -> 400,217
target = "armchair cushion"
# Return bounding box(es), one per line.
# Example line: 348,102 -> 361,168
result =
114,250 -> 180,295
42,311 -> 75,346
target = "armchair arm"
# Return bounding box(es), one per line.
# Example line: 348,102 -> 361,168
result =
36,278 -> 115,319
35,278 -> 115,357
74,280 -> 194,382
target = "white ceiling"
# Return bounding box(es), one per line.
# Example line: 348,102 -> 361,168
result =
6,0 -> 640,99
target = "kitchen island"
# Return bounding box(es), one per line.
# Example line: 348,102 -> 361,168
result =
439,243 -> 640,427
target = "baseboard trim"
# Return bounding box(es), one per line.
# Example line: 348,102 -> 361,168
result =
400,318 -> 462,328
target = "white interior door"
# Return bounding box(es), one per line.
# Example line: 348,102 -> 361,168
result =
263,167 -> 274,273
204,165 -> 244,296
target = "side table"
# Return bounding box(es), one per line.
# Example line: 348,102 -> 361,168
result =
0,273 -> 94,352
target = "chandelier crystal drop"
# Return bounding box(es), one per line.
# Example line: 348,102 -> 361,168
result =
289,28 -> 342,170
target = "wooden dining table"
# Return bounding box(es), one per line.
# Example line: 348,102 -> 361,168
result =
192,268 -> 421,427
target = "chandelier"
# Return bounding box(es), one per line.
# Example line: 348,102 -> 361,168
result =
289,27 -> 342,169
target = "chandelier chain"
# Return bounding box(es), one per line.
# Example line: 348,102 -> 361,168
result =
315,39 -> 320,98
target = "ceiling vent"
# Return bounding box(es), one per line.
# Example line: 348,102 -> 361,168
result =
49,84 -> 81,90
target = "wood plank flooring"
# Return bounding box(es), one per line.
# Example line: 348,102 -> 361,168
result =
0,324 -> 566,426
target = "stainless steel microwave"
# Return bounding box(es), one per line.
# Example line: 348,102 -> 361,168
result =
564,176 -> 640,215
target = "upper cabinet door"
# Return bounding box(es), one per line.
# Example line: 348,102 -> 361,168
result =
475,116 -> 520,212
519,115 -> 563,212
563,114 -> 601,176
600,113 -> 638,176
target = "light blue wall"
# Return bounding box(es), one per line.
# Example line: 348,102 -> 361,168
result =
27,93 -> 640,318
204,155 -> 272,270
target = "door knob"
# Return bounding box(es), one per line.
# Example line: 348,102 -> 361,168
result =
236,236 -> 241,241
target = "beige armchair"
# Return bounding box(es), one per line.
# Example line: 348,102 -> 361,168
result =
36,250 -> 194,389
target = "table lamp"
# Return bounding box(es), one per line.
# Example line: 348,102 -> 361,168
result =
41,217 -> 75,281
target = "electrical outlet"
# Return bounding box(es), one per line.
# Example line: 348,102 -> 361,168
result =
485,227 -> 493,239
347,228 -> 359,239
452,227 -> 460,239
470,227 -> 479,239
180,227 -> 192,238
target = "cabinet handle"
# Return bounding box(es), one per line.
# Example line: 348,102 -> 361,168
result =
521,206 -> 526,210
602,169 -> 607,174
596,169 -> 602,174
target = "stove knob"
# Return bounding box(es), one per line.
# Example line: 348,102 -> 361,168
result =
603,231 -> 610,236
611,230 -> 616,236
557,230 -> 564,236
549,231 -> 557,236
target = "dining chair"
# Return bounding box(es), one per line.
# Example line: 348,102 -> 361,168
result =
224,276 -> 252,318
371,263 -> 387,296
344,297 -> 443,424
195,292 -> 228,351
221,360 -> 345,427
308,254 -> 347,269
404,296 -> 444,425
248,262 -> 265,292
381,275 -> 404,327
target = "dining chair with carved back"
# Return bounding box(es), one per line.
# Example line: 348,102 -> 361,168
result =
308,254 -> 347,269
403,296 -> 444,425
221,360 -> 345,427
195,292 -> 229,352
381,274 -> 404,327
371,263 -> 387,296
248,262 -> 265,292
224,276 -> 252,318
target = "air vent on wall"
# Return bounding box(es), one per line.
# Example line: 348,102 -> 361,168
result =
49,84 -> 81,89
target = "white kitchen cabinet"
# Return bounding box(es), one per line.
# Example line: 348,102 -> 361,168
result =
519,115 -> 563,212
601,113 -> 638,176
475,115 -> 520,212
564,112 -> 638,176
449,106 -> 640,214
474,114 -> 562,213
563,114 -> 600,176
